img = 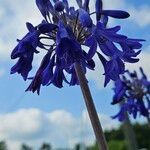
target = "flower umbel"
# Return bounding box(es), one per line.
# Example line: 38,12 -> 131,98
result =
112,67 -> 150,121
11,0 -> 144,94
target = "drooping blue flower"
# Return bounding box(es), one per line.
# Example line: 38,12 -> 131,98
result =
11,23 -> 40,80
56,21 -> 83,63
11,0 -> 144,94
112,68 -> 150,121
26,51 -> 52,94
11,23 -> 40,59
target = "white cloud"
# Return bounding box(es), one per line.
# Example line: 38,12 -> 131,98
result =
0,39 -> 12,60
128,6 -> 150,27
0,6 -> 5,19
0,108 -> 119,150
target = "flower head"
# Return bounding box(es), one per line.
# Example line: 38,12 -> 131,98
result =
112,67 -> 150,121
11,0 -> 144,94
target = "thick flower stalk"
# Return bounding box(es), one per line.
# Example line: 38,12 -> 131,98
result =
112,67 -> 150,122
10,0 -> 144,149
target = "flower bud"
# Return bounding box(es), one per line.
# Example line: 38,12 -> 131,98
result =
54,1 -> 65,12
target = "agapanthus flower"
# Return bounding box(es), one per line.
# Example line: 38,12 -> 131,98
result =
112,67 -> 150,121
11,0 -> 144,94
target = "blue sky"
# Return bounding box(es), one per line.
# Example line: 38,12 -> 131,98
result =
0,0 -> 150,149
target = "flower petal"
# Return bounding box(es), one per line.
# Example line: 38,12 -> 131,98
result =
36,0 -> 54,18
62,0 -> 69,13
38,23 -> 57,33
95,0 -> 103,21
101,10 -> 130,19
76,0 -> 82,8
78,8 -> 93,27
85,35 -> 97,59
83,0 -> 89,11
42,55 -> 55,85
104,26 -> 121,33
26,22 -> 36,32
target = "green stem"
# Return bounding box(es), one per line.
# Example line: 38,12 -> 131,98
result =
147,117 -> 150,128
120,103 -> 138,150
74,62 -> 108,150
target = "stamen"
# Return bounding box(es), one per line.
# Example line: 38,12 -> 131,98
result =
62,11 -> 67,24
77,26 -> 85,40
73,11 -> 79,34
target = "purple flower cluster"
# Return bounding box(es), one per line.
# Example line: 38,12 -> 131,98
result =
11,0 -> 144,94
112,67 -> 150,121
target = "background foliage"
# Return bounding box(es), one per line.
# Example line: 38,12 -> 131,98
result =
0,123 -> 149,150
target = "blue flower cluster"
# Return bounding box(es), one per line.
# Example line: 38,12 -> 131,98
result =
112,67 -> 150,121
11,0 -> 144,94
